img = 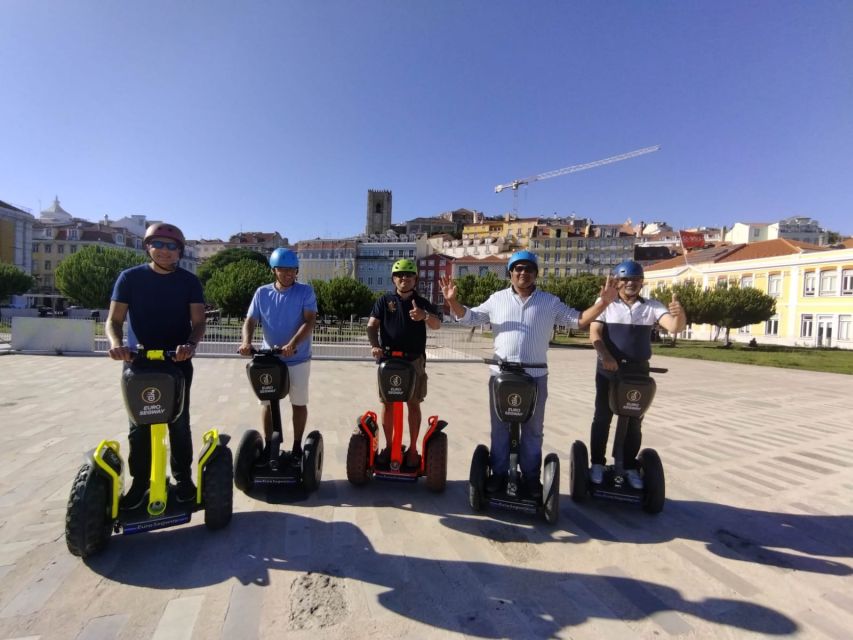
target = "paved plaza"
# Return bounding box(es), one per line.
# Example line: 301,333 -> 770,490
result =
0,349 -> 850,639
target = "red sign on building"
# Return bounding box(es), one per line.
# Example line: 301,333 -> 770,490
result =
679,230 -> 705,249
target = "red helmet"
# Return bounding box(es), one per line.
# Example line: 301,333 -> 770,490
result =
144,222 -> 185,248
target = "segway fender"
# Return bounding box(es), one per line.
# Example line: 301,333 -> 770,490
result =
197,429 -> 228,505
89,440 -> 123,519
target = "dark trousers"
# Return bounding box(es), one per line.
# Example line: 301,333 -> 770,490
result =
127,360 -> 194,483
589,362 -> 648,469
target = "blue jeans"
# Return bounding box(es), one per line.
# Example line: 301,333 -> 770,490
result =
488,374 -> 549,480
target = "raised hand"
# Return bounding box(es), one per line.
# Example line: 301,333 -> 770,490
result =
668,293 -> 683,317
439,275 -> 457,302
600,275 -> 619,304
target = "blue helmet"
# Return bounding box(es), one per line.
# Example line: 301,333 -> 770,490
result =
613,260 -> 644,278
269,248 -> 299,269
507,250 -> 539,273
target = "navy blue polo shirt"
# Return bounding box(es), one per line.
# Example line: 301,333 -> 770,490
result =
370,291 -> 437,358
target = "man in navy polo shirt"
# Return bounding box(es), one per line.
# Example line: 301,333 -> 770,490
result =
588,260 -> 686,489
367,258 -> 441,468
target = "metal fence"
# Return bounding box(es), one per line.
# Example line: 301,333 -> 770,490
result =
85,318 -> 495,362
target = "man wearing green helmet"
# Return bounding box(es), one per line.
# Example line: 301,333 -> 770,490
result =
367,258 -> 442,467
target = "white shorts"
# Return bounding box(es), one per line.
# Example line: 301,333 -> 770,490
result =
260,360 -> 311,407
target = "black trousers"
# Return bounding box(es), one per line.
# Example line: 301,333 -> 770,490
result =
589,362 -> 649,469
127,360 -> 194,483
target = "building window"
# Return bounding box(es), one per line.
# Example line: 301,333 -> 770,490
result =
44,244 -> 52,253
839,315 -> 851,341
842,269 -> 853,295
459,266 -> 469,276
68,228 -> 78,240
740,275 -> 753,288
765,315 -> 779,336
45,260 -> 51,270
439,259 -> 446,267
768,274 -> 782,297
752,228 -> 760,238
427,260 -> 435,266
801,314 -> 813,338
58,244 -> 65,254
803,272 -> 816,296
419,270 -> 426,278
368,277 -> 373,285
737,324 -> 751,334
32,243 -> 39,252
819,271 -> 837,296
378,277 -> 383,285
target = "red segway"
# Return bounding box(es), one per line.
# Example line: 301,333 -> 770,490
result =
346,350 -> 447,491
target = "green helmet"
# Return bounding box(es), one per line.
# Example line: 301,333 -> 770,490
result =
391,258 -> 417,275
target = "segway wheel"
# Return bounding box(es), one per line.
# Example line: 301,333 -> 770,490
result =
542,453 -> 560,525
302,430 -> 324,493
346,433 -> 370,485
638,448 -> 665,515
65,463 -> 112,558
468,444 -> 489,511
234,429 -> 263,492
424,432 -> 448,493
569,440 -> 589,503
203,446 -> 234,530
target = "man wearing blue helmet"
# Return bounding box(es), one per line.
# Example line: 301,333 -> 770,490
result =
588,260 -> 686,489
239,248 -> 318,460
441,250 -> 619,498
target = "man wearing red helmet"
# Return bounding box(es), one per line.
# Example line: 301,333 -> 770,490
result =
106,222 -> 206,509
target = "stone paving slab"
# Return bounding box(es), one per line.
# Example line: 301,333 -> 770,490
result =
0,350 -> 851,639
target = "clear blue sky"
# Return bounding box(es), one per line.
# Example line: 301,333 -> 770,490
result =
2,1 -> 851,241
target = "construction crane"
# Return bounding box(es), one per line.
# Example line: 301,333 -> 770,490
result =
495,145 -> 661,214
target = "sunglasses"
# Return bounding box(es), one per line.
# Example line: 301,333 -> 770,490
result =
149,240 -> 179,251
619,277 -> 643,283
511,265 -> 536,273
393,272 -> 416,278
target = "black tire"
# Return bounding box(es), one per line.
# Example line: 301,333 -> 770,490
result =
569,440 -> 589,503
204,446 -> 234,530
65,463 -> 112,558
302,430 -> 324,493
346,433 -> 370,485
542,453 -> 560,525
424,432 -> 448,493
234,429 -> 263,492
639,448 -> 665,514
468,444 -> 489,511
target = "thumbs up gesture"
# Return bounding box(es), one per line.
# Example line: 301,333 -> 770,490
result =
668,293 -> 683,317
409,298 -> 427,322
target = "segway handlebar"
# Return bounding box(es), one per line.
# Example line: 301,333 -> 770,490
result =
483,358 -> 548,371
616,359 -> 667,375
131,348 -> 178,361
376,347 -> 417,363
247,346 -> 285,356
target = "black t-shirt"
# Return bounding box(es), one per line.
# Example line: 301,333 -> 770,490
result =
370,291 -> 437,358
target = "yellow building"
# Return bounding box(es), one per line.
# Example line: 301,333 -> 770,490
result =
462,216 -> 539,246
644,239 -> 853,349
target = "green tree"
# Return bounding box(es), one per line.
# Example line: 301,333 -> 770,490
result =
309,279 -> 329,318
454,271 -> 507,307
197,248 -> 268,286
205,259 -> 272,317
55,246 -> 146,308
322,277 -> 375,321
540,274 -> 604,310
715,286 -> 777,345
0,263 -> 36,303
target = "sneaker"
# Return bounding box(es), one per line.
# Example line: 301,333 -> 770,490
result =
590,464 -> 605,484
486,474 -> 507,493
525,477 -> 543,500
120,480 -> 148,511
291,444 -> 303,466
625,469 -> 643,490
376,447 -> 390,465
175,478 -> 197,503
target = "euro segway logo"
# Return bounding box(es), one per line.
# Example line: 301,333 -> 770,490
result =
627,390 -> 642,402
390,374 -> 403,387
142,387 -> 161,403
505,393 -> 523,416
259,373 -> 273,386
508,393 -> 522,407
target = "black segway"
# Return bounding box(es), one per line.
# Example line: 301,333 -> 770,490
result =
234,348 -> 323,493
570,366 -> 667,514
468,359 -> 560,524
65,349 -> 233,558
346,350 -> 448,491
